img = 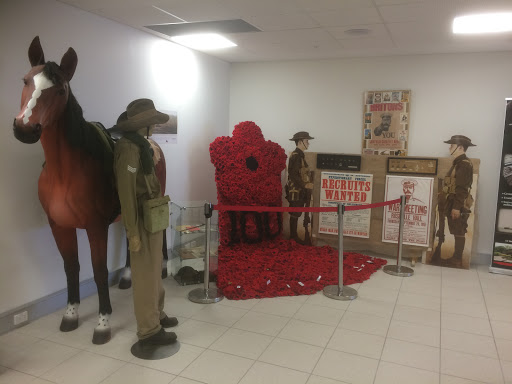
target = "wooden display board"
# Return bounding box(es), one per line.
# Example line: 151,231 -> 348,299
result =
283,153 -> 480,263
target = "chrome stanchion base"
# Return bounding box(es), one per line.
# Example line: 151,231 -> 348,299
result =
383,265 -> 414,277
188,287 -> 224,304
323,285 -> 358,301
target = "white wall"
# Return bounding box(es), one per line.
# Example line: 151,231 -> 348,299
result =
0,0 -> 229,314
230,54 -> 512,260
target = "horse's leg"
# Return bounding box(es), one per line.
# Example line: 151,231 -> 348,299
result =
49,221 -> 80,332
161,228 -> 168,279
86,224 -> 112,345
118,236 -> 132,290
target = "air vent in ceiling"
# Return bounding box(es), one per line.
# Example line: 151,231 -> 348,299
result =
344,28 -> 371,36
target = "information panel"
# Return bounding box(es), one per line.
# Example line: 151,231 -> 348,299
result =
382,175 -> 434,247
319,172 -> 373,238
491,99 -> 512,273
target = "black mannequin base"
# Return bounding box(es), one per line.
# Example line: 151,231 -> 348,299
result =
131,340 -> 180,360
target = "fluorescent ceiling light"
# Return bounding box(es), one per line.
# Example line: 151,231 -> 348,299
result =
170,33 -> 237,50
453,12 -> 512,34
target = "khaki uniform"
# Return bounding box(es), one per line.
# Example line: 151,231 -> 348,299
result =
443,154 -> 473,236
114,137 -> 167,340
286,148 -> 311,218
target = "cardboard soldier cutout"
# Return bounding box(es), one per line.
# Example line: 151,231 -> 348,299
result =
285,132 -> 314,244
431,135 -> 476,268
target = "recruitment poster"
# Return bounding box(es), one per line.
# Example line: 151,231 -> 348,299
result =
362,89 -> 411,156
382,175 -> 434,246
491,99 -> 512,274
319,172 -> 373,238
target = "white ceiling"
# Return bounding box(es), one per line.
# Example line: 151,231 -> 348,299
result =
57,0 -> 512,62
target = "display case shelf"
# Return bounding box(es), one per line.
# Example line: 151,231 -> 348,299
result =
169,201 -> 218,285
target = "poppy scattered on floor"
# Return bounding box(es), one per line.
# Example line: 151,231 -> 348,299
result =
216,239 -> 386,300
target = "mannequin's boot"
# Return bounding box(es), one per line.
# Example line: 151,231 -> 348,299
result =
289,217 -> 304,245
446,236 -> 465,268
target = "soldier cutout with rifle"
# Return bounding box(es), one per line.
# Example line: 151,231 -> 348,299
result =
285,132 -> 314,245
432,135 -> 475,268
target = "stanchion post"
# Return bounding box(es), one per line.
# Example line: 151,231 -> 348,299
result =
188,203 -> 224,303
337,203 -> 344,292
384,195 -> 414,277
323,203 -> 358,300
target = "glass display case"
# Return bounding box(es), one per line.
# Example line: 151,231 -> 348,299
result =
169,201 -> 218,285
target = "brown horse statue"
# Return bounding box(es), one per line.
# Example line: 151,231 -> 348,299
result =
13,36 -> 168,344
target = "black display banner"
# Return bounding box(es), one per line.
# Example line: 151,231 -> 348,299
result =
491,99 -> 512,274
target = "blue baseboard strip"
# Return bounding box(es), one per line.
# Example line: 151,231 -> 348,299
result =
0,268 -> 124,336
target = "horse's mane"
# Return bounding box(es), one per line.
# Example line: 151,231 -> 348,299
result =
43,62 -> 115,177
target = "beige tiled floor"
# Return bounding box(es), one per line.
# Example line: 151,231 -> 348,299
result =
1,263 -> 511,384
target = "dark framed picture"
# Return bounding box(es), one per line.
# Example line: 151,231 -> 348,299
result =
387,157 -> 438,175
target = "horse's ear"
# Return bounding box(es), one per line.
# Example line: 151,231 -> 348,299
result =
60,47 -> 78,82
28,36 -> 45,67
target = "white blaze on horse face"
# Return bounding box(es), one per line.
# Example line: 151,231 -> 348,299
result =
22,72 -> 54,124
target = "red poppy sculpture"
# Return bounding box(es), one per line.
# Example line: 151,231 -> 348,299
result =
210,121 -> 386,299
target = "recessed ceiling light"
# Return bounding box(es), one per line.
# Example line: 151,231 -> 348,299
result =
453,12 -> 512,34
170,33 -> 237,50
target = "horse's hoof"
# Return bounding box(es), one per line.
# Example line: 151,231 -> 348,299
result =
118,277 -> 132,290
161,268 -> 168,279
60,317 -> 78,332
92,329 -> 111,345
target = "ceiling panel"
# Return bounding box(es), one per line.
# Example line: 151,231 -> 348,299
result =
230,28 -> 338,46
219,0 -> 301,16
297,0 -> 375,12
56,0 -> 512,62
378,3 -> 434,23
61,0 -> 155,11
153,0 -> 240,22
310,7 -> 383,27
339,36 -> 395,51
373,0 -> 427,5
246,12 -> 319,31
95,5 -> 182,26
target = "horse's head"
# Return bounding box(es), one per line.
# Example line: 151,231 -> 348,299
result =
13,36 -> 77,144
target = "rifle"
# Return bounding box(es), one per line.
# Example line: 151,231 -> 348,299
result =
303,171 -> 315,246
431,179 -> 446,264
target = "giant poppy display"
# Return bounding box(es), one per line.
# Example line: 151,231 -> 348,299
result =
210,121 -> 386,299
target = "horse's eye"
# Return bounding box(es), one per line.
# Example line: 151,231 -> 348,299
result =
58,88 -> 66,96
22,78 -> 28,86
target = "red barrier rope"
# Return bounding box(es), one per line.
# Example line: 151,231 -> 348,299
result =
213,198 -> 400,213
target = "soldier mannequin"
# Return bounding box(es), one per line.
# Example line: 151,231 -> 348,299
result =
438,135 -> 475,268
286,132 -> 314,244
112,99 -> 178,347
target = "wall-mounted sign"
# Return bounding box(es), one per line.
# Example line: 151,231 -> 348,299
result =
491,99 -> 512,274
362,90 -> 411,156
319,172 -> 373,238
151,110 -> 178,145
382,175 -> 434,247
